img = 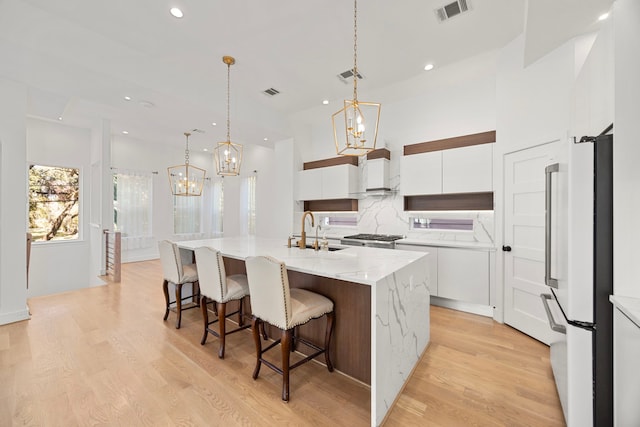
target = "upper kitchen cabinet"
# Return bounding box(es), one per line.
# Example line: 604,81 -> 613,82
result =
401,151 -> 442,196
296,156 -> 359,202
442,143 -> 492,193
401,130 -> 495,196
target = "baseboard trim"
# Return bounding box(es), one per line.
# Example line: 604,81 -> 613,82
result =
430,296 -> 494,318
0,308 -> 31,326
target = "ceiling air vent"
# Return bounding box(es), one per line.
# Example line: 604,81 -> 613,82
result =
263,88 -> 280,96
435,0 -> 470,22
337,68 -> 364,84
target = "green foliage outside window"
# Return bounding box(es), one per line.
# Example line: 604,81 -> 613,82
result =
28,165 -> 80,241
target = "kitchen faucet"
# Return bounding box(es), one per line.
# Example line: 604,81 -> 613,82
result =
299,211 -> 315,249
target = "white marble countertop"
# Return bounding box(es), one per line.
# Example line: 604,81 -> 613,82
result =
396,238 -> 496,251
292,233 -> 495,250
177,237 -> 427,286
610,295 -> 640,328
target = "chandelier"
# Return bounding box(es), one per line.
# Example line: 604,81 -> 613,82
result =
332,0 -> 381,156
167,132 -> 207,196
214,56 -> 243,176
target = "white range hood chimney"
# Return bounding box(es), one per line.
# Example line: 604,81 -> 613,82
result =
365,148 -> 393,196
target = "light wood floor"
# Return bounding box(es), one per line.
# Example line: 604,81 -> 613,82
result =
0,259 -> 565,426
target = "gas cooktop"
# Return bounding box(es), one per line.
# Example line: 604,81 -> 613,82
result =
342,234 -> 405,242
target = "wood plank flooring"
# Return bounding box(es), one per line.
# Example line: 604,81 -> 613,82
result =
0,259 -> 564,426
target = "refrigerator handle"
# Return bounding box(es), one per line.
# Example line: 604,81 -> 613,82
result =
545,163 -> 559,288
540,294 -> 566,334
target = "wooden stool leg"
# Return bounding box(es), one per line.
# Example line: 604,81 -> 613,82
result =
193,281 -> 201,306
200,296 -> 209,345
324,311 -> 335,372
175,283 -> 183,329
238,297 -> 245,327
162,279 -> 170,321
251,317 -> 262,380
260,322 -> 268,340
281,328 -> 292,401
217,302 -> 227,359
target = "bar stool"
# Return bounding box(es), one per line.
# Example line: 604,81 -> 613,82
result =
245,255 -> 335,401
194,246 -> 251,359
158,240 -> 200,329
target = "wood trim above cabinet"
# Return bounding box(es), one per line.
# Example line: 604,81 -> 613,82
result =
404,130 -> 496,156
303,156 -> 358,170
404,192 -> 494,211
366,148 -> 390,161
304,199 -> 358,212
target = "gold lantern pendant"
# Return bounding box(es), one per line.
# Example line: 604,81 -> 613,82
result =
332,0 -> 381,156
168,132 -> 206,196
214,56 -> 243,176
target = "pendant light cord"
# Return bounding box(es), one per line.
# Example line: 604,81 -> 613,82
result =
226,61 -> 231,143
184,132 -> 190,165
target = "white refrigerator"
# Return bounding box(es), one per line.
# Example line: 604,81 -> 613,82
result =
540,126 -> 614,426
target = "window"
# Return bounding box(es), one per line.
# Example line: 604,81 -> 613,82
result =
238,175 -> 257,236
247,175 -> 256,235
113,171 -> 153,238
410,217 -> 473,231
28,164 -> 80,241
174,195 -> 202,234
211,178 -> 224,235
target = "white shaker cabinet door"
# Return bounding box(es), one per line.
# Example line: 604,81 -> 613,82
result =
297,168 -> 323,200
442,143 -> 493,193
400,152 -> 442,195
437,247 -> 489,305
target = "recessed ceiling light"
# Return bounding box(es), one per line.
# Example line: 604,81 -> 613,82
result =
122,130 -> 129,135
322,100 -> 329,105
263,137 -> 268,141
57,116 -> 63,121
124,96 -> 131,101
203,148 -> 208,152
424,64 -> 434,71
212,122 -> 217,126
598,12 -> 609,21
170,7 -> 183,18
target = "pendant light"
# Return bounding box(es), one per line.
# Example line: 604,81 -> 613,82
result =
167,132 -> 207,196
214,56 -> 243,176
332,0 -> 381,156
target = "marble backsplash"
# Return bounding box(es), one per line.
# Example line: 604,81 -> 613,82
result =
294,154 -> 495,246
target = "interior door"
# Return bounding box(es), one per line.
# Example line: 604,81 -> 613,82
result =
503,140 -> 565,344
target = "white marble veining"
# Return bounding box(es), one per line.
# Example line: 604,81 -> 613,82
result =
177,236 -> 430,427
610,295 -> 640,328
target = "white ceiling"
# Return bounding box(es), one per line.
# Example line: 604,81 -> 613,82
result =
0,0 -> 613,152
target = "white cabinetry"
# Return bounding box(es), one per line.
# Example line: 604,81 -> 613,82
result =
613,304 -> 640,427
437,247 -> 489,305
298,168 -> 323,200
297,164 -> 358,200
442,144 -> 493,193
400,144 -> 493,195
400,152 -> 442,196
396,243 -> 492,315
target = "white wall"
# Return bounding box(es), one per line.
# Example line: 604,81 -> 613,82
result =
0,78 -> 30,325
26,118 -> 97,298
614,0 -> 640,298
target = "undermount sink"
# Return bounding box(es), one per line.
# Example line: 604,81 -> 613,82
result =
287,243 -> 345,251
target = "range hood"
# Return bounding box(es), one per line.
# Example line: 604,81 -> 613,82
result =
353,148 -> 397,197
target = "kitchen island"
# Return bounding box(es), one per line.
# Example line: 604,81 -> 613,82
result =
178,237 -> 431,426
